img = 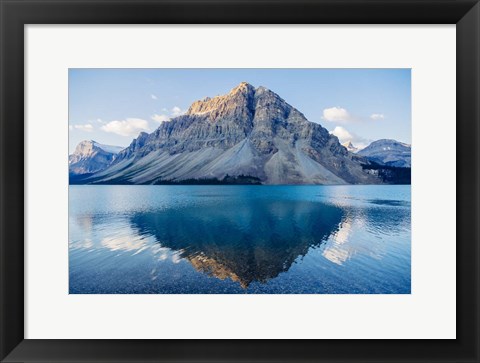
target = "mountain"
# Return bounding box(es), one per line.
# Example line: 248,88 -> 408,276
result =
342,141 -> 359,153
357,139 -> 411,168
83,82 -> 386,185
69,140 -> 124,175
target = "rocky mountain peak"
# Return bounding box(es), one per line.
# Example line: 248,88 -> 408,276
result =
232,81 -> 255,94
69,140 -> 122,175
86,82 -> 385,185
186,81 -> 255,118
342,141 -> 359,153
72,140 -> 98,157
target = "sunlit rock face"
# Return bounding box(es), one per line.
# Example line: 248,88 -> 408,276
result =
129,198 -> 345,288
342,141 -> 359,153
90,82 -> 381,185
69,140 -> 123,175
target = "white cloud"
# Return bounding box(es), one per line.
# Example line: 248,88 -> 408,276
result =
171,106 -> 185,117
330,126 -> 354,143
73,124 -> 94,132
330,126 -> 370,150
370,113 -> 385,120
101,118 -> 150,137
322,107 -> 353,123
151,114 -> 170,123
69,125 -> 73,130
151,107 -> 184,123
151,94 -> 158,100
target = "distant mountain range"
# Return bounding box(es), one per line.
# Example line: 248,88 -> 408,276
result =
357,139 -> 411,168
69,140 -> 123,175
69,82 -> 411,185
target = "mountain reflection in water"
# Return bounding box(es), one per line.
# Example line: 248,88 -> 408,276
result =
129,200 -> 344,288
69,185 -> 411,294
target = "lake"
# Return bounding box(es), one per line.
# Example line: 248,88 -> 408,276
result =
69,185 -> 411,294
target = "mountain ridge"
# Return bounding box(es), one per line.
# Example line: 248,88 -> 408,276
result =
342,141 -> 359,153
358,139 -> 411,168
69,140 -> 124,175
70,82 -> 410,185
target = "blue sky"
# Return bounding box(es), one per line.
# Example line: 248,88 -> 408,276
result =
69,69 -> 411,153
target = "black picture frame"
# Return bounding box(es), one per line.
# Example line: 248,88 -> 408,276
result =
1,0 -> 479,362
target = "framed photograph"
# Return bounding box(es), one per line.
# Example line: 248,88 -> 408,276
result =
68,68 -> 413,295
1,0 -> 478,362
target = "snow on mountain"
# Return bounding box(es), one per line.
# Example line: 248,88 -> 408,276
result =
92,142 -> 124,154
357,139 -> 411,168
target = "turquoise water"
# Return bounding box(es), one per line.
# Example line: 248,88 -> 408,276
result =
69,185 -> 411,294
